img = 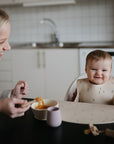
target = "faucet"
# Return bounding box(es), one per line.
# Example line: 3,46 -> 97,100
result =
40,18 -> 63,47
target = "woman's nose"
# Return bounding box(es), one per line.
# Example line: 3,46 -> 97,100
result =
3,41 -> 11,51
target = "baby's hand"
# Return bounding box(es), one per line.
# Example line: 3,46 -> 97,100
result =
72,89 -> 77,101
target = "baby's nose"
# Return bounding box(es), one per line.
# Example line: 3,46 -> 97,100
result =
96,70 -> 102,75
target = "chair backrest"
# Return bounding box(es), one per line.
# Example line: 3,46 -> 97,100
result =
64,73 -> 87,101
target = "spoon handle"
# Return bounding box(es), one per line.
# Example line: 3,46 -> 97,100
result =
21,99 -> 36,108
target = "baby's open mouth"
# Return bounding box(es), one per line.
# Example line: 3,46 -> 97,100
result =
94,76 -> 102,79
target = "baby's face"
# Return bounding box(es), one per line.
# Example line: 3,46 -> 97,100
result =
85,59 -> 112,85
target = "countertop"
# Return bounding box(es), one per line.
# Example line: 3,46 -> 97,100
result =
10,41 -> 114,49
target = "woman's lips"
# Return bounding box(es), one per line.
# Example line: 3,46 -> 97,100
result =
0,53 -> 3,58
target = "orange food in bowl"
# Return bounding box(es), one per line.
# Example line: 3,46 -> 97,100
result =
31,98 -> 58,120
35,105 -> 50,109
35,97 -> 50,109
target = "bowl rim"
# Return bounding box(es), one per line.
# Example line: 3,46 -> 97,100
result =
31,99 -> 58,111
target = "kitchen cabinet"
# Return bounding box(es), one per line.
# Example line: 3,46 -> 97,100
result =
0,0 -> 21,5
12,48 -> 79,100
0,49 -> 79,100
44,49 -> 79,100
12,49 -> 45,99
0,0 -> 14,5
22,0 -> 75,6
0,51 -> 13,94
0,0 -> 75,6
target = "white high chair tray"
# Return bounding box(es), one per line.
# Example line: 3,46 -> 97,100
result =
59,101 -> 114,124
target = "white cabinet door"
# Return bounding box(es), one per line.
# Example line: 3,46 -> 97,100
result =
12,49 -> 79,100
0,51 -> 13,92
0,0 -> 21,5
21,0 -> 75,3
15,0 -> 21,4
12,49 -> 45,99
45,49 -> 79,101
0,0 -> 14,5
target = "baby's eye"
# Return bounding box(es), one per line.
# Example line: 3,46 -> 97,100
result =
102,69 -> 107,72
91,68 -> 96,71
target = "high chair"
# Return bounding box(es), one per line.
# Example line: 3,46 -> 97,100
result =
64,73 -> 87,101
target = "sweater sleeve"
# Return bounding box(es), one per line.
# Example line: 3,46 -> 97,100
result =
0,90 -> 11,99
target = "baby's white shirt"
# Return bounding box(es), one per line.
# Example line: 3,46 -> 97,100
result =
75,77 -> 114,104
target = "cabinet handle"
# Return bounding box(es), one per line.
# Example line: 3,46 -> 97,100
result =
42,51 -> 45,68
37,51 -> 40,68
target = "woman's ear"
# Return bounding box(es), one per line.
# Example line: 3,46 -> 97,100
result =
85,67 -> 87,73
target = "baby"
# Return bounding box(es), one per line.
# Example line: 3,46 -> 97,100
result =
72,50 -> 114,105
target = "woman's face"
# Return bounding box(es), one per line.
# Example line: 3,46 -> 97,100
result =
0,22 -> 11,59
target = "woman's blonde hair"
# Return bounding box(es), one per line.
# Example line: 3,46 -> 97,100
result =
86,50 -> 112,67
0,9 -> 9,27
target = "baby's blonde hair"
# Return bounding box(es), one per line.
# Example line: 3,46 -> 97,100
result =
86,50 -> 112,67
0,9 -> 9,27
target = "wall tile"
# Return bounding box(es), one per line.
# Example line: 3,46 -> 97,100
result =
1,0 -> 114,44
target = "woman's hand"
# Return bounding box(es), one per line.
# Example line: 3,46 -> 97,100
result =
0,97 -> 30,118
11,81 -> 29,98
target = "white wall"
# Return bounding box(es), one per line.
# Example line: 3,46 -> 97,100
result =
1,0 -> 114,44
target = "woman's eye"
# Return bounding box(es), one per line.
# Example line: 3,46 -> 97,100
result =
0,41 -> 4,44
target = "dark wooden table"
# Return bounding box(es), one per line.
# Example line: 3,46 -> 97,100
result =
0,107 -> 114,144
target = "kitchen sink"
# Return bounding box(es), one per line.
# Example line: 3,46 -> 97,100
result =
31,42 -> 81,48
11,42 -> 81,49
11,41 -> 113,49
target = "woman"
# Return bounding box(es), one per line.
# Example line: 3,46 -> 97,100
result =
0,9 -> 30,118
